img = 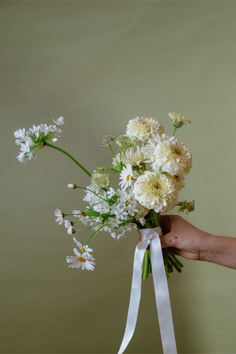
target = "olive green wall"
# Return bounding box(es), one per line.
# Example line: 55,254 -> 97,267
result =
1,1 -> 236,353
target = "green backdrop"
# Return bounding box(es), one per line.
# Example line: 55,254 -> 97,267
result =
1,1 -> 236,353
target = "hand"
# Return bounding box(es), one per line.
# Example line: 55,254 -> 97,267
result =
160,215 -> 211,261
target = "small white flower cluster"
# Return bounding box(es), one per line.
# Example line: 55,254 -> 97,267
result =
82,186 -> 148,239
14,117 -> 64,162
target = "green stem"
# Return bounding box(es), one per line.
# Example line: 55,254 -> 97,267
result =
168,251 -> 184,269
74,225 -> 99,232
108,144 -> 115,157
64,213 -> 82,217
142,251 -> 149,280
86,224 -> 106,245
76,186 -> 109,204
172,127 -> 177,136
45,142 -> 91,177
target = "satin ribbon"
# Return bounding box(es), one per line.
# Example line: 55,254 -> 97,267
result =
118,226 -> 177,354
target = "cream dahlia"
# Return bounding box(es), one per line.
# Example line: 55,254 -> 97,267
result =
151,136 -> 192,176
120,146 -> 145,167
133,171 -> 178,213
126,117 -> 164,141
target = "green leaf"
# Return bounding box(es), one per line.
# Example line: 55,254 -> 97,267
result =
107,194 -> 118,205
84,208 -> 101,217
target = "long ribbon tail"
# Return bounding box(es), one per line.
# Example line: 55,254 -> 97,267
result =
151,236 -> 177,354
117,240 -> 149,354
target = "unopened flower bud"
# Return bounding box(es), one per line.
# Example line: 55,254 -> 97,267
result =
67,183 -> 77,189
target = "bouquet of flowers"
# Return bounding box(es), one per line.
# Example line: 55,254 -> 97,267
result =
14,114 -> 194,280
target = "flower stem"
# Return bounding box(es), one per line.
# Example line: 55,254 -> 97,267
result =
108,144 -> 115,157
172,127 -> 177,136
86,224 -> 106,245
76,186 -> 109,203
45,142 -> 91,177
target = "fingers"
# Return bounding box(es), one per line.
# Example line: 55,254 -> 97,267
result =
160,232 -> 179,248
173,248 -> 200,261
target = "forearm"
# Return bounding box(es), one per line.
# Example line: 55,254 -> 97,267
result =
200,234 -> 236,269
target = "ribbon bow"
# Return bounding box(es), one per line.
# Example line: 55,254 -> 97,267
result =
118,226 -> 177,354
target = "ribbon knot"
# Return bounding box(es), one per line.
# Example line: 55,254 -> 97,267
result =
140,226 -> 162,242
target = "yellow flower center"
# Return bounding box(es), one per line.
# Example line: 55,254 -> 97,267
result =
126,174 -> 131,181
81,247 -> 86,252
77,257 -> 86,263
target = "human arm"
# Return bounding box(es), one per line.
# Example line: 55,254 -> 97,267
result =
160,215 -> 236,269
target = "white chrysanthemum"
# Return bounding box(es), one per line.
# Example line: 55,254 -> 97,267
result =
66,248 -> 95,271
120,146 -> 145,167
151,136 -> 192,176
126,117 -> 164,141
142,134 -> 165,162
119,164 -> 134,190
54,208 -> 64,225
133,171 -> 178,213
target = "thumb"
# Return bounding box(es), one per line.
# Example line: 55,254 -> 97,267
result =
160,232 -> 179,249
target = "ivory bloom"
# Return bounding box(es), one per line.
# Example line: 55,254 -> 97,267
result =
151,136 -> 192,176
133,171 -> 178,213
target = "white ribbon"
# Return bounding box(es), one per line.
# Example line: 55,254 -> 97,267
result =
118,227 -> 177,354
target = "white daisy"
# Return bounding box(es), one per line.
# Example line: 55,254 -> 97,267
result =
64,220 -> 74,235
133,171 -> 178,213
66,248 -> 95,271
73,237 -> 93,258
54,208 -> 64,225
119,164 -> 134,190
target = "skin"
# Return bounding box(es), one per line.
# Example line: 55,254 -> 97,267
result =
159,215 -> 236,269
